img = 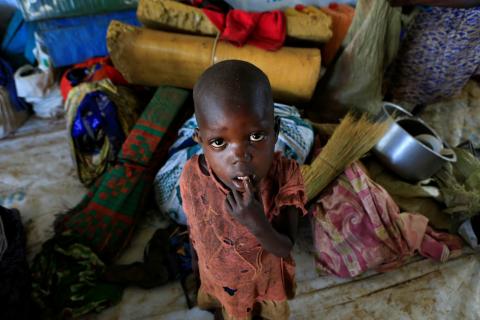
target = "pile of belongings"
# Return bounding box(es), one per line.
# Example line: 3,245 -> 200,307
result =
31,87 -> 191,318
107,0 -> 354,103
62,57 -> 145,185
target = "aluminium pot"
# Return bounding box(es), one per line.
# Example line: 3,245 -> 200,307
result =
372,102 -> 456,181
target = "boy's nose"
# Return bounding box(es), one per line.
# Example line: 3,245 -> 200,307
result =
231,143 -> 252,162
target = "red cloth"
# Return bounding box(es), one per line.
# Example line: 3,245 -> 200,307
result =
180,153 -> 307,318
202,8 -> 286,51
311,161 -> 463,278
60,57 -> 127,100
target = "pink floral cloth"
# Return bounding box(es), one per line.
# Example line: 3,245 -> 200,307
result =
311,162 -> 463,278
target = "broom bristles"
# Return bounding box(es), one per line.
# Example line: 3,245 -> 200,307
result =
302,113 -> 388,201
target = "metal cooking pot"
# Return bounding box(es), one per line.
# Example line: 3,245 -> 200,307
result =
372,102 -> 456,181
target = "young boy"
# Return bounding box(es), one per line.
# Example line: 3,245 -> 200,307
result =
179,60 -> 307,320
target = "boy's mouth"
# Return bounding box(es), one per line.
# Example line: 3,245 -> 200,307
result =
232,174 -> 256,190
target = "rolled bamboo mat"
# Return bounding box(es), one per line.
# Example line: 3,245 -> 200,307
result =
107,21 -> 321,103
137,0 -> 218,36
284,6 -> 333,43
137,0 -> 332,43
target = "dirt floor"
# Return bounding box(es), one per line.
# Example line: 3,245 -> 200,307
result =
1,117 -> 479,320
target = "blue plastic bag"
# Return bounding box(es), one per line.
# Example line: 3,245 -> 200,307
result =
0,10 -> 36,68
35,10 -> 140,67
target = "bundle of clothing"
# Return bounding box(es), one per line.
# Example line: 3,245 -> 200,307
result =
64,78 -> 145,185
365,145 -> 480,236
311,161 -> 463,278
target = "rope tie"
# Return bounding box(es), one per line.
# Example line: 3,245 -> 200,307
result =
210,31 -> 221,66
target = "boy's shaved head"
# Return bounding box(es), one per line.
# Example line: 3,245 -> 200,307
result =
192,60 -> 277,193
193,60 -> 273,126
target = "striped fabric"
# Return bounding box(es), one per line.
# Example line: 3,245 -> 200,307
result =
55,86 -> 190,260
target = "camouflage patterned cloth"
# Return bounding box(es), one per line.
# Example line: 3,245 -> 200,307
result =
31,232 -> 124,319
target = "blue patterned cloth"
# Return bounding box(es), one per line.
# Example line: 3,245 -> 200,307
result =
71,91 -> 125,156
153,103 -> 314,225
389,6 -> 480,106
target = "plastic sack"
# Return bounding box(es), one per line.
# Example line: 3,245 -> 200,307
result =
35,10 -> 139,67
418,81 -> 480,148
14,65 -> 63,118
65,79 -> 144,185
0,10 -> 36,69
17,0 -> 139,21
224,0 -> 356,12
313,0 -> 402,119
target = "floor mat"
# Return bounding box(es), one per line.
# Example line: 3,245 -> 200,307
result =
1,118 -> 479,319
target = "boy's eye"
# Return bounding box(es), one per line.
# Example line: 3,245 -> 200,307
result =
250,133 -> 265,142
210,138 -> 226,148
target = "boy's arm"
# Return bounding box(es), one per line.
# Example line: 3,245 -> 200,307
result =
225,179 -> 299,258
243,206 -> 297,258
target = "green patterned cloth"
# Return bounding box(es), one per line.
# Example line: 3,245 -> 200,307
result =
56,86 -> 189,260
32,86 -> 190,318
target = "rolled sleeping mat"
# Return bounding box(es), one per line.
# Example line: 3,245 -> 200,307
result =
107,21 -> 321,103
136,0 -> 333,43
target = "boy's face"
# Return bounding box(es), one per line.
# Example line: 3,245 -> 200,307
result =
195,100 -> 277,193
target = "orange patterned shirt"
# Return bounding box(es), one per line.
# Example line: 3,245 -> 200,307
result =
179,153 -> 307,318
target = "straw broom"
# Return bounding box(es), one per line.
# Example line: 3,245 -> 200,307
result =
301,113 -> 388,202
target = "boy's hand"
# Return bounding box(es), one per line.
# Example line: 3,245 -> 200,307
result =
225,178 -> 269,232
225,177 -> 296,258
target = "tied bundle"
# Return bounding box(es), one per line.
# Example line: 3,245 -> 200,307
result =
301,113 -> 388,201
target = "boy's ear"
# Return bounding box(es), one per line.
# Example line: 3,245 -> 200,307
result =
193,128 -> 201,144
274,116 -> 280,142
